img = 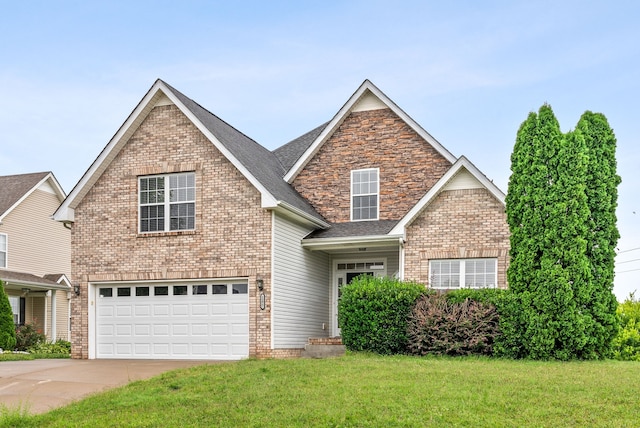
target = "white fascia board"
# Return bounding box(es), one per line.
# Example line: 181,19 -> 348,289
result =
53,80 -> 279,222
271,202 -> 330,229
284,80 -> 457,182
390,156 -> 506,235
2,279 -> 70,291
53,81 -> 167,222
158,82 -> 279,210
301,234 -> 403,251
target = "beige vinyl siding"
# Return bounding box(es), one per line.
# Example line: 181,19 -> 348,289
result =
55,289 -> 71,340
272,213 -> 330,348
0,188 -> 71,276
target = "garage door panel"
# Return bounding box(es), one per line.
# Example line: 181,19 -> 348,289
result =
153,305 -> 170,316
172,304 -> 189,316
116,305 -> 132,317
191,324 -> 208,335
153,324 -> 170,335
211,303 -> 229,315
231,303 -> 248,315
135,305 -> 151,316
134,344 -> 151,355
116,325 -> 132,336
98,306 -> 114,317
191,304 -> 209,316
96,281 -> 249,360
172,324 -> 188,335
135,324 -> 151,336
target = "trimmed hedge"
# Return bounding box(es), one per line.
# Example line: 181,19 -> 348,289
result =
338,276 -> 426,354
407,294 -> 500,356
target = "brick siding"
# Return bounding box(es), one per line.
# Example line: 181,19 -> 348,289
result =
292,108 -> 452,223
70,104 -> 274,358
403,188 -> 510,288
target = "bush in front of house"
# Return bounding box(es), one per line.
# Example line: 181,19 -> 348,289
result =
443,288 -> 507,306
0,281 -> 17,351
612,293 -> 640,361
28,339 -> 71,355
407,294 -> 500,357
15,322 -> 46,351
338,276 -> 426,355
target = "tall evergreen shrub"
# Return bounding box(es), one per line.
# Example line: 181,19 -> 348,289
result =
500,105 -> 602,360
0,281 -> 17,351
576,112 -> 621,356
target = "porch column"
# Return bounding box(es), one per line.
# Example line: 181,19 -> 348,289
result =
50,290 -> 57,341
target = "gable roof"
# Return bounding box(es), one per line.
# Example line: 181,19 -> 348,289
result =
389,156 -> 505,235
273,122 -> 330,171
0,172 -> 65,222
283,80 -> 457,182
53,80 -> 327,228
0,269 -> 71,291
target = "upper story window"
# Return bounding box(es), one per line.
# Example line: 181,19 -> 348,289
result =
0,233 -> 6,268
430,258 -> 497,290
351,168 -> 379,221
139,172 -> 195,233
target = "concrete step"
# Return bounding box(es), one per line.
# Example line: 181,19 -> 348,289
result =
301,342 -> 346,359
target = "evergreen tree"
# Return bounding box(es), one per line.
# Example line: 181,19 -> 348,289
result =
0,281 -> 17,351
575,112 -> 620,357
501,105 -> 595,359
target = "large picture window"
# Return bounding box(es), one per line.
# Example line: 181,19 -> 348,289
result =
0,234 -> 6,268
351,168 -> 379,221
430,258 -> 497,289
139,172 -> 195,233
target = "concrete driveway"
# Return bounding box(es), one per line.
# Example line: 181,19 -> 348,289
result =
0,359 -> 211,415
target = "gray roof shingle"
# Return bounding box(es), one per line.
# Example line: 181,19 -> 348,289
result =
161,81 -> 325,223
273,122 -> 329,172
0,172 -> 49,217
305,220 -> 400,239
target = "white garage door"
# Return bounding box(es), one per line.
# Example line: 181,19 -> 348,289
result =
95,281 -> 249,360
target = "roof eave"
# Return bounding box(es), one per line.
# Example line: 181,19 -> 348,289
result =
301,234 -> 403,251
390,156 -> 506,235
272,201 -> 329,229
53,80 -> 281,223
284,80 -> 458,182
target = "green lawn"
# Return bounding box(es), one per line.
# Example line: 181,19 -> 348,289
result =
2,353 -> 639,427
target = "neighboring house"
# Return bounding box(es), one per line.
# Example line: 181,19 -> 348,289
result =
53,79 -> 509,360
0,172 -> 72,342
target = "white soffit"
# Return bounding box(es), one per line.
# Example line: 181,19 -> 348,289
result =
352,92 -> 387,112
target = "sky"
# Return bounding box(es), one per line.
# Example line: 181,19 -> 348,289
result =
1,1 -> 638,300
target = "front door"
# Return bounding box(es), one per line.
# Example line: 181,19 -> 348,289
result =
332,259 -> 387,337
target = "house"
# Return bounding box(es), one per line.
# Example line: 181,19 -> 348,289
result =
0,172 -> 72,342
53,79 -> 509,360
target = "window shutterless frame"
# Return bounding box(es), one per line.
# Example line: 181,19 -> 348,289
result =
138,172 -> 196,233
350,168 -> 379,221
429,258 -> 498,289
0,233 -> 7,268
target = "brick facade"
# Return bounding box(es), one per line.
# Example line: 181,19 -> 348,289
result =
292,108 -> 452,223
403,188 -> 510,288
70,104 -> 277,358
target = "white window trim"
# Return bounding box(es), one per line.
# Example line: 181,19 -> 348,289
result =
0,233 -> 7,269
138,172 -> 196,233
350,168 -> 380,222
429,258 -> 498,290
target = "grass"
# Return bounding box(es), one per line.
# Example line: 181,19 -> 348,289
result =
0,353 -> 70,361
2,353 -> 639,427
